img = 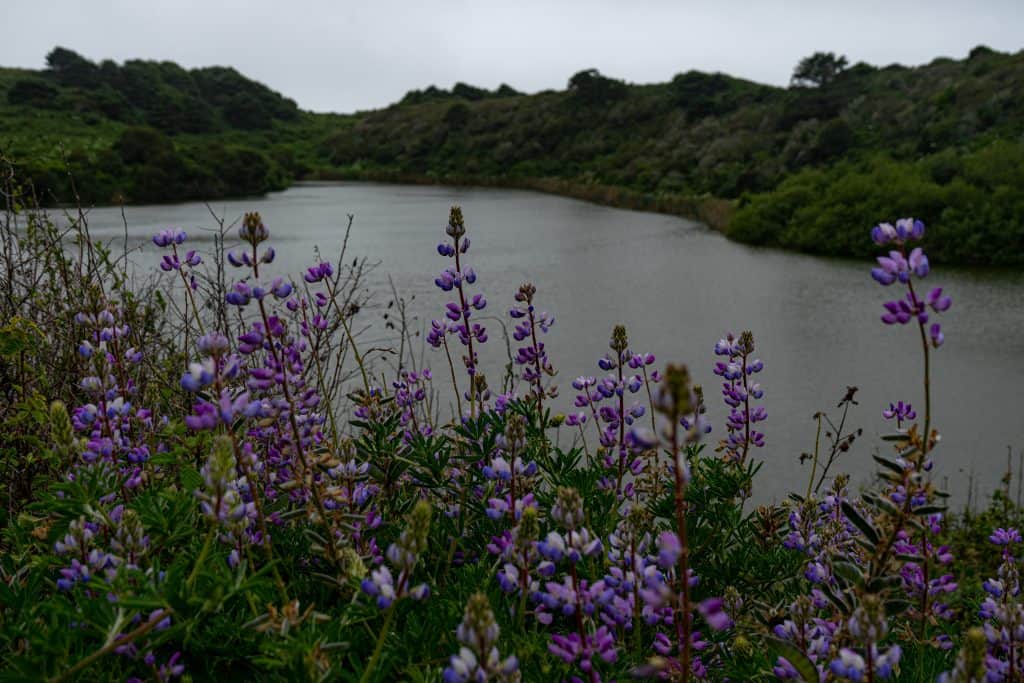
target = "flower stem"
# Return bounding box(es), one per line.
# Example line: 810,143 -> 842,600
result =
359,605 -> 396,683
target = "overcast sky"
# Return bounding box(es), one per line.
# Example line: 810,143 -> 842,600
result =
3,0 -> 1022,113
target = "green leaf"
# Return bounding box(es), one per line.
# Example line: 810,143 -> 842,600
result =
872,455 -> 905,474
842,501 -> 879,545
832,561 -> 864,587
768,638 -> 820,682
911,505 -> 947,516
179,466 -> 203,491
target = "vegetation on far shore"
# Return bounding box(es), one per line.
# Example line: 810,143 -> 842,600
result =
2,45 -> 1024,264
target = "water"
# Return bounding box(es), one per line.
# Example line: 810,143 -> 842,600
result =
73,181 -> 1024,506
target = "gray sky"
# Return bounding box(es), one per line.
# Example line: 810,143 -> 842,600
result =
3,0 -> 1022,113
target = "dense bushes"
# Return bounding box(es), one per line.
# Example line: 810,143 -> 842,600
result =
12,127 -> 287,204
730,142 -> 1024,265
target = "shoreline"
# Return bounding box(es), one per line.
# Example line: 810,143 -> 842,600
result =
303,169 -> 736,235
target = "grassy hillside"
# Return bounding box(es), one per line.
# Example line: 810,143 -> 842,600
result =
2,46 -> 1023,264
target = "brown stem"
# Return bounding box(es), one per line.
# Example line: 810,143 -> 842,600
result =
671,416 -> 691,682
255,298 -> 340,567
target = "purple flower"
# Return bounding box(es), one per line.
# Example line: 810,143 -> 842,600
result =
989,528 -> 1022,546
882,401 -> 916,428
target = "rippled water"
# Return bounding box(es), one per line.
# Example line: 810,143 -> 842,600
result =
75,181 -> 1024,505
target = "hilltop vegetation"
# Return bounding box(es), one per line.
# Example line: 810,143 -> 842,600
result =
2,46 -> 1023,263
0,48 -> 347,203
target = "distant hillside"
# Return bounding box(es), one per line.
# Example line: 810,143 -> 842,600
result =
2,46 -> 1023,264
0,47 -> 348,203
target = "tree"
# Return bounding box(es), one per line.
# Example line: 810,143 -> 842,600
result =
444,102 -> 470,129
567,69 -> 627,104
45,47 -> 100,88
790,52 -> 849,88
452,82 -> 487,101
7,79 -> 60,108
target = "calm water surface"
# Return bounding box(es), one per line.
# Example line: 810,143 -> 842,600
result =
76,182 -> 1024,505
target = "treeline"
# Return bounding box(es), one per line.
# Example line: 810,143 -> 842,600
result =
398,82 -> 522,106
10,47 -> 299,132
326,46 -> 1024,264
3,45 -> 1024,263
1,47 -> 306,203
22,127 -> 289,205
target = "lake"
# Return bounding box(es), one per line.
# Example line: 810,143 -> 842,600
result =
72,181 -> 1024,506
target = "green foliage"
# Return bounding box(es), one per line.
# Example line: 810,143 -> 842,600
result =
790,51 -> 850,87
4,45 -> 1024,263
731,142 -> 1024,265
6,78 -> 60,108
567,68 -> 629,104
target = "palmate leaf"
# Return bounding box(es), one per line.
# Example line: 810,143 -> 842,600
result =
768,638 -> 820,682
841,501 -> 879,546
179,466 -> 204,491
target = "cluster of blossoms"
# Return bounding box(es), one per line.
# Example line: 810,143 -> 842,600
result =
713,330 -> 765,465
428,206 -> 488,414
361,501 -> 432,608
53,253 -> 192,676
153,228 -> 201,290
196,436 -> 256,568
392,368 -> 434,441
58,303 -> 166,601
54,516 -> 115,591
830,598 -> 903,681
894,513 -> 957,647
115,611 -> 184,682
484,414 -> 539,522
636,531 -> 717,679
443,593 -> 520,682
772,594 -> 838,678
602,510 -> 663,633
222,214 -> 327,499
509,282 -> 557,417
535,487 -> 618,680
321,439 -> 381,564
783,476 -> 859,586
972,528 -> 1024,678
870,218 -> 952,348
882,400 -> 916,429
73,305 -> 152,480
570,326 -> 658,497
491,507 -> 542,619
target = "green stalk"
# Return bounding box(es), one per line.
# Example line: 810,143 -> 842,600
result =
186,527 -> 216,589
359,605 -> 396,683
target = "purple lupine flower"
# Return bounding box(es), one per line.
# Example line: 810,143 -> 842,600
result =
442,593 -> 518,683
989,528 -> 1022,546
428,207 -> 488,414
361,501 -> 432,609
829,597 -> 902,681
882,401 -> 916,428
152,229 -> 187,247
571,325 -> 654,497
772,595 -> 836,680
509,282 -> 557,418
713,331 -> 765,465
870,219 -> 952,348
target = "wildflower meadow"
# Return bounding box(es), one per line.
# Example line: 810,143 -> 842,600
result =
0,176 -> 1020,682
